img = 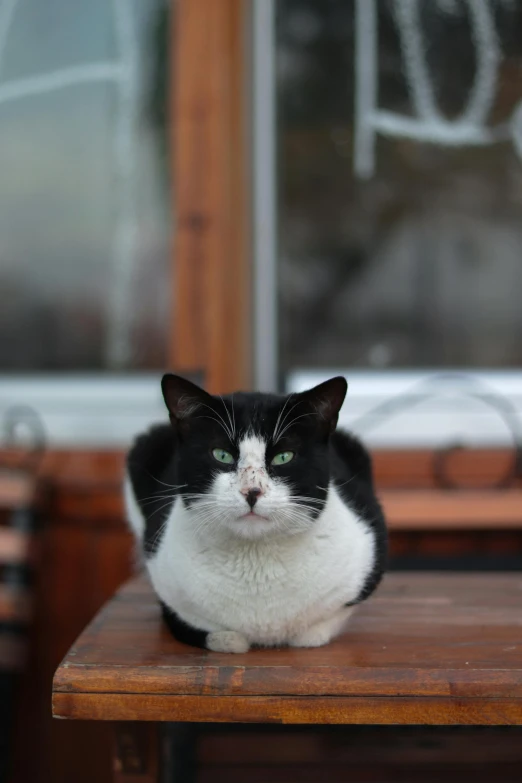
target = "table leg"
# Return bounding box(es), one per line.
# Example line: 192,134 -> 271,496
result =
113,722 -> 159,783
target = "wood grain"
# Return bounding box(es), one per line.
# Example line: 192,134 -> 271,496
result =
171,0 -> 250,393
384,489 -> 522,529
53,572 -> 522,725
53,692 -> 522,726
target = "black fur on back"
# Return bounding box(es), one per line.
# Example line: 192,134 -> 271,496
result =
330,431 -> 388,602
127,423 -> 178,556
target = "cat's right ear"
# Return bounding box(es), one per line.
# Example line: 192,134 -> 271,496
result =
161,374 -> 212,428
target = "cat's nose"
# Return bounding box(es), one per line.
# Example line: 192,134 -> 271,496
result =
243,487 -> 262,509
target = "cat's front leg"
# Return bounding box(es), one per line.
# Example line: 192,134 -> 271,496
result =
289,606 -> 354,648
206,631 -> 250,653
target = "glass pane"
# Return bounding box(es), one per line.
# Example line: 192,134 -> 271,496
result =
277,0 -> 522,372
0,0 -> 170,370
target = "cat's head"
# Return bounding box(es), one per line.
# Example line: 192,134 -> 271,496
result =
161,374 -> 347,540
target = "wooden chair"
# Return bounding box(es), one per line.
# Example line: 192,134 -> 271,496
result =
0,468 -> 40,780
53,570 -> 522,782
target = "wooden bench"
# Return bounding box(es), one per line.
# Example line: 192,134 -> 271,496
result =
52,571 -> 522,781
1,469 -> 40,779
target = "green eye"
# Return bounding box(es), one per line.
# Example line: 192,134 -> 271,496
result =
212,448 -> 234,465
271,451 -> 295,466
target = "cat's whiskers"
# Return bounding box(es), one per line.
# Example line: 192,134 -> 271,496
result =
219,394 -> 236,441
273,398 -> 289,435
140,495 -> 178,508
138,486 -> 188,506
272,508 -> 311,534
145,498 -> 180,519
148,520 -> 167,549
330,476 -> 357,491
290,494 -> 326,504
276,411 -> 317,442
272,395 -> 295,443
230,394 -> 236,440
179,493 -> 232,507
196,402 -> 234,442
191,506 -> 231,536
285,502 -> 317,516
127,462 -> 187,492
289,496 -> 326,513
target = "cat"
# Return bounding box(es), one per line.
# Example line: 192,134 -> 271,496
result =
124,374 -> 387,653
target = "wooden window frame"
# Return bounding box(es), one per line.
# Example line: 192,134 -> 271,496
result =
170,0 -> 251,394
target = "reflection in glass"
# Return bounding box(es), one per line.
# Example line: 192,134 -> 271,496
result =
0,0 -> 170,370
277,0 -> 522,372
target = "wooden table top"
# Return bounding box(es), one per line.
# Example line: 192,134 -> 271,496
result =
52,572 -> 522,725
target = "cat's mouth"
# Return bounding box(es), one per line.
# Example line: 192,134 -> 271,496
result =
239,511 -> 269,521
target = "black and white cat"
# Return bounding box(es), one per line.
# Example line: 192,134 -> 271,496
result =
124,374 -> 387,653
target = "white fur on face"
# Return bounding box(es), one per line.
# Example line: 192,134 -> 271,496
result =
193,434 -> 317,540
237,434 -> 271,495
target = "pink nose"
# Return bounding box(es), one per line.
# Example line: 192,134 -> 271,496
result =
241,487 -> 263,509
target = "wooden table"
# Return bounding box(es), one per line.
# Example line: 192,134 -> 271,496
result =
52,572 -> 522,781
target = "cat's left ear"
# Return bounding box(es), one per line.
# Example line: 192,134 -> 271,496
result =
161,374 -> 213,426
299,376 -> 347,433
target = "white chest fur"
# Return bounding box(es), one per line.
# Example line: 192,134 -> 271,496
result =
146,485 -> 375,646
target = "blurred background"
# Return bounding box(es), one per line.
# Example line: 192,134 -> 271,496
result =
1,0 -> 522,781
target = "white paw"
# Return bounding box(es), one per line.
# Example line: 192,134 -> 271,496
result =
289,627 -> 333,648
207,631 -> 250,654
289,608 -> 354,648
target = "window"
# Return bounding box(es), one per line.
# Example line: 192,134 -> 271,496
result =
253,0 -> 522,445
0,0 -> 250,447
0,0 -> 170,372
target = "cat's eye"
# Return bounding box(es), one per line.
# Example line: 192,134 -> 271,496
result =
212,448 -> 235,465
271,451 -> 295,466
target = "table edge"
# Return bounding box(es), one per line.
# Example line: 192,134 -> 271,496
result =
52,692 -> 522,725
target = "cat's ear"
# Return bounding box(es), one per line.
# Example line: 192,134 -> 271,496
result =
161,374 -> 212,426
299,376 -> 347,433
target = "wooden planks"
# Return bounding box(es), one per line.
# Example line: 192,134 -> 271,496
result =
53,572 -> 522,725
383,489 -> 522,529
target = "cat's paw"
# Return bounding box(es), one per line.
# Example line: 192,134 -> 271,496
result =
289,626 -> 333,648
206,631 -> 250,653
289,608 -> 354,648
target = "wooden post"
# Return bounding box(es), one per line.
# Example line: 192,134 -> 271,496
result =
113,723 -> 159,783
170,0 -> 251,394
